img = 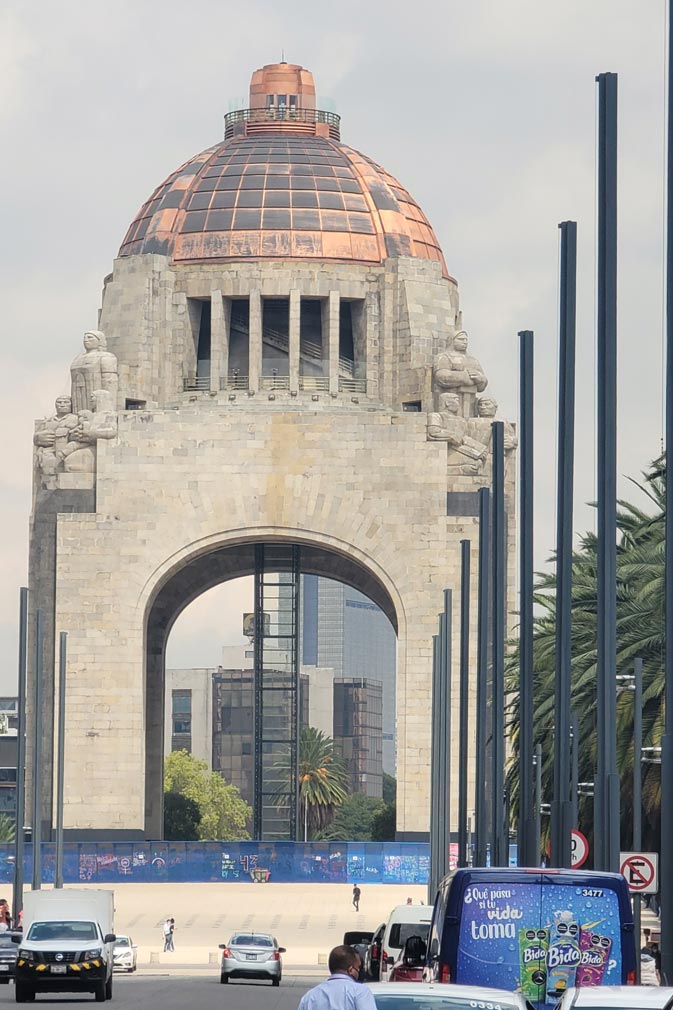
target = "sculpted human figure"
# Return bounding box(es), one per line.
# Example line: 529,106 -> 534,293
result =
432,330 -> 488,417
33,396 -> 79,475
61,389 -> 118,473
70,330 -> 118,413
427,393 -> 488,474
468,396 -> 518,452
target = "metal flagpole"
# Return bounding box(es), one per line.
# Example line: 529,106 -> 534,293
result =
633,657 -> 643,981
475,488 -> 491,866
491,422 -> 506,866
31,609 -> 43,890
595,71 -> 620,874
13,588 -> 28,920
518,330 -> 535,865
551,221 -> 577,869
54,633 -> 67,889
441,591 -> 453,878
429,633 -> 440,902
660,0 -> 673,984
458,540 -> 470,867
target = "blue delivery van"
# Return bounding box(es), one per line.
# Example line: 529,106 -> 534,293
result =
425,867 -> 636,1006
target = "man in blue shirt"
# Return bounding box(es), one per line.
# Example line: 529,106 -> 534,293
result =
298,945 -> 377,1010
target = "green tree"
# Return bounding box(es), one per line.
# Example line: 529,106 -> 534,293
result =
318,793 -> 385,841
382,772 -> 396,805
0,815 -> 15,843
297,727 -> 349,840
163,791 -> 201,840
371,801 -> 396,841
164,749 -> 251,841
505,460 -> 665,854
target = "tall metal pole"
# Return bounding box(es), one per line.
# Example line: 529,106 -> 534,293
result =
13,588 -> 28,921
429,633 -> 440,902
458,540 -> 470,867
595,71 -> 620,875
54,633 -> 67,889
31,609 -> 43,890
534,744 -> 542,866
441,590 -> 452,878
518,330 -> 535,865
491,421 -> 506,866
475,488 -> 491,866
633,657 -> 643,980
551,221 -> 577,870
661,0 -> 673,984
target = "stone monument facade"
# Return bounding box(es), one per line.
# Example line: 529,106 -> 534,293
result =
27,62 -> 515,840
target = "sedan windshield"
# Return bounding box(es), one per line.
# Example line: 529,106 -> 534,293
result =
115,938 -> 130,948
27,921 -> 98,942
231,934 -> 273,947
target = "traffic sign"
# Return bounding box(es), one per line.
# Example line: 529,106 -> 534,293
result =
571,829 -> 589,868
619,851 -> 658,893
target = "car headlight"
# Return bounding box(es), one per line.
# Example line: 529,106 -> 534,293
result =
18,949 -> 31,959
84,949 -> 102,960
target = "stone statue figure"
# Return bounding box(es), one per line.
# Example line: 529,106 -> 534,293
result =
70,330 -> 118,414
60,389 -> 118,473
33,395 -> 79,475
468,396 -> 518,452
427,393 -> 489,474
432,330 -> 488,417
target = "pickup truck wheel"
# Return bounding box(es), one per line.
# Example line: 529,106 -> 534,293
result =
94,979 -> 106,1002
105,975 -> 113,999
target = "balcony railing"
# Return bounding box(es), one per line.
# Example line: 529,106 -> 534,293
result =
223,373 -> 249,390
299,376 -> 329,392
224,107 -> 341,141
339,377 -> 367,394
261,374 -> 290,390
183,376 -> 210,391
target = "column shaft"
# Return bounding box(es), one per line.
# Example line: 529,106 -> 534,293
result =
289,289 -> 300,393
249,290 -> 262,393
328,290 -> 340,395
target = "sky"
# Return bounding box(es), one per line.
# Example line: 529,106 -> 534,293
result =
0,0 -> 667,691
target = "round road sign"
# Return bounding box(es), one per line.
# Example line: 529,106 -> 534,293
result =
620,853 -> 657,892
571,829 -> 589,867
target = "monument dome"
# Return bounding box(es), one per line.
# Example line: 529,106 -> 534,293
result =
119,62 -> 449,278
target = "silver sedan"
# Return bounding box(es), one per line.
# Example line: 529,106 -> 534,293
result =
218,932 -> 286,986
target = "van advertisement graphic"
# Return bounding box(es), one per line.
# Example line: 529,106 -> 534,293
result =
456,882 -> 622,1006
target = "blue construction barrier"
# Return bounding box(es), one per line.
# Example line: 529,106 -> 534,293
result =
0,841 -> 429,885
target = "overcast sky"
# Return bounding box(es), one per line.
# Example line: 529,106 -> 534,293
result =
0,0 -> 667,691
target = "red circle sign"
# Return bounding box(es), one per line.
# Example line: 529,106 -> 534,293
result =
620,854 -> 656,891
571,829 -> 589,868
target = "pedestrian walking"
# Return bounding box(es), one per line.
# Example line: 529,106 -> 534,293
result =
297,944 -> 376,1010
167,918 -> 175,951
162,917 -> 174,952
0,900 -> 11,930
352,885 -> 361,912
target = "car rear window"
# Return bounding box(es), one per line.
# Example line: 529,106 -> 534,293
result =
231,934 -> 273,947
388,921 -> 430,949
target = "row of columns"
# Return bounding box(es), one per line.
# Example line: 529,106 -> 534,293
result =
208,288 -> 343,395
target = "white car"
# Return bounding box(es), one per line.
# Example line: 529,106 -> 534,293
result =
367,981 -> 531,1009
557,986 -> 673,1009
112,935 -> 138,972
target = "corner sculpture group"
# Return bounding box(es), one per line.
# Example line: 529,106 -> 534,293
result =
33,331 -> 118,483
427,329 -> 517,473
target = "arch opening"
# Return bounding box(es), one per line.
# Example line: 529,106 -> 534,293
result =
146,537 -> 400,840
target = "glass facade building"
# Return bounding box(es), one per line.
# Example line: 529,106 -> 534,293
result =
333,678 -> 383,797
302,576 -> 396,774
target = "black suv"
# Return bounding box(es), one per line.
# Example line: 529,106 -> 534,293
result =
0,933 -> 17,983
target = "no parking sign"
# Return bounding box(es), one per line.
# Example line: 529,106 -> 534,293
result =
620,851 -> 658,894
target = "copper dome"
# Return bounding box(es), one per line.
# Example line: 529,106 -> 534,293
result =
119,64 -> 449,278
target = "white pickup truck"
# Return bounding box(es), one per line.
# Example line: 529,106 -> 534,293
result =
14,889 -> 115,1003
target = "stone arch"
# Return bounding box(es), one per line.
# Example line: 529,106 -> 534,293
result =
142,529 -> 404,837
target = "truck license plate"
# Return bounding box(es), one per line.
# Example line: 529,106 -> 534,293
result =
50,965 -> 67,973
0,965 -> 8,971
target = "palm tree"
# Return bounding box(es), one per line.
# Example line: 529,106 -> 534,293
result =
0,816 -> 15,843
505,459 -> 665,854
298,727 -> 349,841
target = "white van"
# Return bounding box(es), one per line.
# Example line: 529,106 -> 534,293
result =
379,904 -> 433,981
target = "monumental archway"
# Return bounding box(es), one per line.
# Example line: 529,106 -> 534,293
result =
144,533 -> 402,837
26,59 -> 515,842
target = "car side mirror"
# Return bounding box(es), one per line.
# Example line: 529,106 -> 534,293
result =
386,955 -> 394,965
9,935 -> 20,944
104,934 -> 116,944
278,947 -> 286,953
